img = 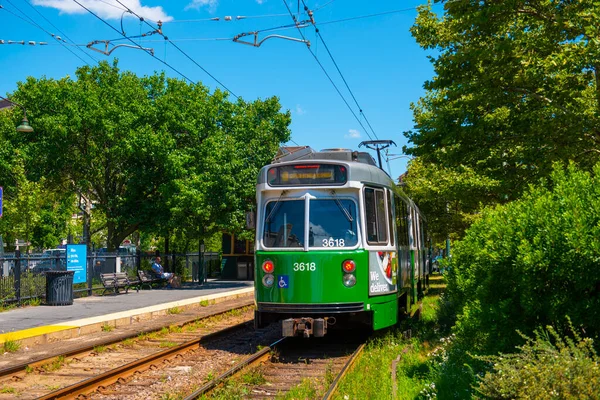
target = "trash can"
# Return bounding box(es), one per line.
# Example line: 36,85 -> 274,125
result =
45,270 -> 74,306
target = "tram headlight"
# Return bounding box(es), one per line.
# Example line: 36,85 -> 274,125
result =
342,259 -> 356,273
262,273 -> 275,287
262,260 -> 275,274
343,273 -> 356,287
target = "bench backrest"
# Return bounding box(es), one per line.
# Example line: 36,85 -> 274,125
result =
101,272 -> 131,286
138,270 -> 156,282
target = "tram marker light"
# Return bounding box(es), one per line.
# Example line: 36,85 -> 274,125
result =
343,273 -> 356,287
342,260 -> 356,273
262,274 -> 275,287
262,260 -> 275,273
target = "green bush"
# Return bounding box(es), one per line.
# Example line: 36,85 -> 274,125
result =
446,163 -> 600,355
475,325 -> 600,399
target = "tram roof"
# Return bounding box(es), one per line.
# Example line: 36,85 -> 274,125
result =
258,147 -> 399,188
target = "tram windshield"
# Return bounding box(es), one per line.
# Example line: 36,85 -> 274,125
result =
262,198 -> 358,248
263,200 -> 305,248
309,200 -> 358,248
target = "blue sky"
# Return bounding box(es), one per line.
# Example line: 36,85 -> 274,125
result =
0,0 -> 437,179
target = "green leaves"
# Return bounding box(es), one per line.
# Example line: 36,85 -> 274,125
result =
407,0 -> 600,210
1,60 -> 290,250
446,162 -> 600,355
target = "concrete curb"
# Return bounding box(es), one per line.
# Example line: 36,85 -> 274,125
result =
0,288 -> 254,349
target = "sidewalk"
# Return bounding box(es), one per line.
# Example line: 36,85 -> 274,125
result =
0,279 -> 254,348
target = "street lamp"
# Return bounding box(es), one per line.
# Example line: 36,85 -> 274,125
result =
0,95 -> 34,133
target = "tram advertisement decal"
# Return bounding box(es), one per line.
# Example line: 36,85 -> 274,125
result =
369,251 -> 397,295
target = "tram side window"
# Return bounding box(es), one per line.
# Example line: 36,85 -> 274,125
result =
364,187 -> 388,245
395,197 -> 409,247
387,190 -> 395,246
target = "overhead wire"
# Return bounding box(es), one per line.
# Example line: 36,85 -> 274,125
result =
19,0 -> 99,64
71,0 -> 197,85
317,2 -> 455,26
300,0 -> 378,139
113,0 -> 239,99
281,0 -> 374,141
1,1 -> 92,66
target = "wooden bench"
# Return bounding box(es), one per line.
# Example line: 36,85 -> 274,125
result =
100,272 -> 139,295
137,270 -> 168,290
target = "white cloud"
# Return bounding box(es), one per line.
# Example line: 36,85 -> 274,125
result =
344,129 -> 361,139
33,0 -> 173,22
185,0 -> 218,13
295,105 -> 306,115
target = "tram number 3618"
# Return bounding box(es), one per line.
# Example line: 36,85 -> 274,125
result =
293,262 -> 317,272
322,238 -> 345,247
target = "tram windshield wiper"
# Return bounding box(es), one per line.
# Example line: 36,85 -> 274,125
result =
330,190 -> 353,223
265,190 -> 287,223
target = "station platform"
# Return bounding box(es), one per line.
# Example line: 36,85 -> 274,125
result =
0,280 -> 254,349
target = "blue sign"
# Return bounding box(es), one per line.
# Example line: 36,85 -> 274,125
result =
0,186 -> 3,218
66,244 -> 87,284
278,275 -> 289,289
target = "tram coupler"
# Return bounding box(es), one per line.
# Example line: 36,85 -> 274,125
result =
282,317 -> 328,338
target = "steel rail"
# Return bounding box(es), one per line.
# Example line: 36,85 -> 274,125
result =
322,342 -> 366,399
0,298 -> 253,379
37,320 -> 252,400
182,337 -> 287,400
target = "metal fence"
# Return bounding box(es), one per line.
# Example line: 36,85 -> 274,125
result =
0,250 -> 223,304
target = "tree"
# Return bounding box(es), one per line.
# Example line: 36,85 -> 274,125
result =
402,158 -> 499,243
9,61 -> 290,250
406,0 -> 600,202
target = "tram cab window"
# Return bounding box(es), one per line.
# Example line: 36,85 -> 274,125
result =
263,200 -> 305,248
364,187 -> 389,245
309,199 -> 358,248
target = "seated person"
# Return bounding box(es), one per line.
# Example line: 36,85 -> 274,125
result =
151,256 -> 179,287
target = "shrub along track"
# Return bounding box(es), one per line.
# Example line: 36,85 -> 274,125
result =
0,298 -> 274,400
186,332 -> 367,400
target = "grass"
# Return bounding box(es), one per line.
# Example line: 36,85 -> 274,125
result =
159,341 -> 178,348
1,339 -> 20,353
25,365 -> 34,374
93,345 -> 107,354
0,386 -> 17,394
200,366 -> 265,399
276,378 -> 320,400
41,356 -> 66,372
122,338 -> 135,347
169,325 -> 183,333
199,300 -> 210,307
331,274 -> 447,400
101,323 -> 114,332
167,306 -> 183,315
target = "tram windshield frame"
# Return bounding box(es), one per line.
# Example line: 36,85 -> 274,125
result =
262,197 -> 359,250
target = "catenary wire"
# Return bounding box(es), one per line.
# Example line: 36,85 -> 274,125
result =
317,2 -> 455,26
20,0 -> 99,64
1,1 -> 91,65
301,0 -> 378,139
281,0 -> 374,141
113,0 -> 238,99
71,0 -> 197,85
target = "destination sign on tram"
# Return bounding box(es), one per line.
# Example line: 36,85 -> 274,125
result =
268,164 -> 347,186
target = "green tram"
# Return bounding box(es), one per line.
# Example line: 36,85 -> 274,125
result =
254,145 -> 429,337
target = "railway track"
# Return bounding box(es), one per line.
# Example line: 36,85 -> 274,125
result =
0,300 -> 276,400
185,333 -> 367,400
0,303 -> 368,399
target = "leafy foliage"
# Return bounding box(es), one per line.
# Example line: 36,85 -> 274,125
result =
2,60 -> 290,249
476,325 -> 600,399
446,163 -> 600,356
402,159 -> 499,243
406,0 -> 600,219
